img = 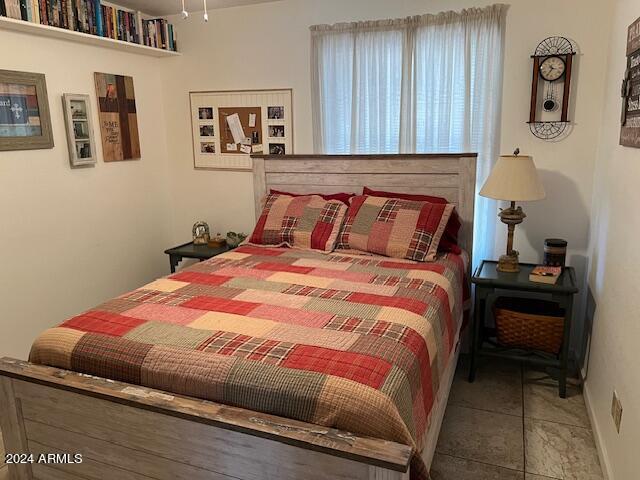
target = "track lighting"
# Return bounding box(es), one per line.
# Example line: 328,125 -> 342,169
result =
179,0 -> 209,22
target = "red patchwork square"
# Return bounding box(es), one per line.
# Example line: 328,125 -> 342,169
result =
400,328 -> 433,412
169,271 -> 231,286
309,221 -> 334,251
234,245 -> 286,256
253,262 -> 314,274
367,221 -> 393,252
61,310 -> 145,337
181,296 -> 258,315
281,345 -> 392,389
347,292 -> 428,316
378,261 -> 446,274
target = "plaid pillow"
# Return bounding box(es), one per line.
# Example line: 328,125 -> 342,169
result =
336,195 -> 454,262
362,187 -> 462,254
248,194 -> 348,252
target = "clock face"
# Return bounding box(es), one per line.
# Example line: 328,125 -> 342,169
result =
539,56 -> 566,82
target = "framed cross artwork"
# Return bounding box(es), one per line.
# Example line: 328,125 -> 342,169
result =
94,72 -> 141,161
0,69 -> 53,151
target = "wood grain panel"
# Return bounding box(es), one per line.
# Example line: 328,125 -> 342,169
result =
264,158 -> 462,174
457,156 -> 477,258
252,157 -> 266,219
24,421 -> 239,480
30,454 -> 152,480
266,185 -> 460,203
0,378 -> 32,480
265,173 -> 459,188
366,186 -> 460,203
31,463 -> 87,480
17,382 -> 369,480
268,184 -> 364,195
369,466 -> 410,480
0,359 -> 411,474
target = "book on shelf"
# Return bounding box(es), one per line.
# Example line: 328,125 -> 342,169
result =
529,266 -> 562,285
0,0 -> 178,52
3,0 -> 21,19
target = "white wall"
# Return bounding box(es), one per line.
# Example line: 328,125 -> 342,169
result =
162,0 -> 612,357
1,2 -> 636,474
163,0 -> 611,254
0,30 -> 173,358
585,0 -> 640,478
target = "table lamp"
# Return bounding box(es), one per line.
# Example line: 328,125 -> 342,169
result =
479,149 -> 545,273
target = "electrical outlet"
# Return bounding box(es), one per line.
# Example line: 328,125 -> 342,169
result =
611,390 -> 623,433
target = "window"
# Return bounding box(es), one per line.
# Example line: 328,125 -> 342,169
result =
310,4 -> 507,262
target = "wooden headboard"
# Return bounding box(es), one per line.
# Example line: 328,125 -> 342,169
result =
251,154 -> 477,256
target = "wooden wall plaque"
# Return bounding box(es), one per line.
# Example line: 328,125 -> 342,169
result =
94,72 -> 141,161
621,17 -> 640,148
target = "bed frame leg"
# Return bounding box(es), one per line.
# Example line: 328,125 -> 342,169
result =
0,377 -> 33,480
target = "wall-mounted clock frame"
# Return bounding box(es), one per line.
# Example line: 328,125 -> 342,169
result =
528,36 -> 576,140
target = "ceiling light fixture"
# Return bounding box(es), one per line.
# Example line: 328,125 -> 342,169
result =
181,0 -> 188,18
203,0 -> 209,22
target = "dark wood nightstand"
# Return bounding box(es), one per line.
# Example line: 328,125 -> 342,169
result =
469,260 -> 579,398
164,241 -> 230,273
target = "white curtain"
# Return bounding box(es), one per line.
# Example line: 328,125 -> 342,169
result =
310,4 -> 507,264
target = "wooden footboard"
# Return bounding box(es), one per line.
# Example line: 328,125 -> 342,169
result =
0,358 -> 411,480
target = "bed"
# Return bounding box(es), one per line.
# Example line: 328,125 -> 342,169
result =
0,153 -> 476,480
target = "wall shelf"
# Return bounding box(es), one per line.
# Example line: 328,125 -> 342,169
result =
0,16 -> 180,57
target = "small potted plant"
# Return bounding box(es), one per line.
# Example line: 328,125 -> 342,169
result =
226,231 -> 247,248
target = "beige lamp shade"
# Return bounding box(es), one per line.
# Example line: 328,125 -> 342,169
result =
479,155 -> 546,201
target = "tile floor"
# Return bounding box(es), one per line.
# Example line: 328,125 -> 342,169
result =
432,355 -> 604,480
0,356 -> 605,480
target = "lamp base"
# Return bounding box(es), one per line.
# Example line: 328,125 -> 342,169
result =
497,251 -> 520,273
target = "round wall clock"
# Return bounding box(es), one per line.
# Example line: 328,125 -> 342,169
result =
539,56 -> 566,82
528,36 -> 576,140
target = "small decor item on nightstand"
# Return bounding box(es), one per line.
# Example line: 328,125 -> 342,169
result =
529,265 -> 562,284
226,231 -> 247,248
192,221 -> 211,245
208,233 -> 226,248
480,149 -> 546,273
544,238 -> 568,267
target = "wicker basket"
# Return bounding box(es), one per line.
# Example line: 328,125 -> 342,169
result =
493,297 -> 565,354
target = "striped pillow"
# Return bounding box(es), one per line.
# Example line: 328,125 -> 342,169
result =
336,195 -> 454,261
248,193 -> 348,252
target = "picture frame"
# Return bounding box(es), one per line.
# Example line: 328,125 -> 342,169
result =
0,69 -> 53,151
62,94 -> 97,167
189,89 -> 293,171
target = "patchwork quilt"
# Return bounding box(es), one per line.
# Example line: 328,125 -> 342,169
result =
30,245 -> 468,480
